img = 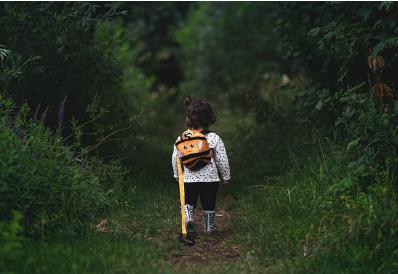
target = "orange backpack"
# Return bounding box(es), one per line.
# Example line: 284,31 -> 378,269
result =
175,129 -> 212,171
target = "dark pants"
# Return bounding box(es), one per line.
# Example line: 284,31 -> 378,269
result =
184,182 -> 219,211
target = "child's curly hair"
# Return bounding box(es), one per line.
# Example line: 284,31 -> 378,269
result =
184,95 -> 217,129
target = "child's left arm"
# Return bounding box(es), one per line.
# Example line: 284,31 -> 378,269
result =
213,137 -> 231,182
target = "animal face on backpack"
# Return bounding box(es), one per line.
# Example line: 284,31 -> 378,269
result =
175,130 -> 212,171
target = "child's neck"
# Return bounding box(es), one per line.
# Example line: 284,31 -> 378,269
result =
192,126 -> 205,131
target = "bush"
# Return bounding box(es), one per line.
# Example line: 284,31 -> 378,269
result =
0,94 -> 125,239
0,2 -> 149,160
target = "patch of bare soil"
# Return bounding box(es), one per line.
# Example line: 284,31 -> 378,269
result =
165,196 -> 242,268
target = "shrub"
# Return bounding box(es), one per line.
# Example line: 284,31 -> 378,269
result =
0,94 -> 121,239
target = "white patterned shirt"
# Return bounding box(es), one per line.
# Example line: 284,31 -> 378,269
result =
172,131 -> 231,183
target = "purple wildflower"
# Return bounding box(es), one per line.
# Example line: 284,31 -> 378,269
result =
58,101 -> 65,126
12,125 -> 17,134
58,96 -> 67,134
3,118 -> 9,130
33,152 -> 39,160
18,130 -> 24,142
33,113 -> 37,122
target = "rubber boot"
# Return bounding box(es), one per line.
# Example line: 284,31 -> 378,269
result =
184,204 -> 197,240
203,210 -> 216,234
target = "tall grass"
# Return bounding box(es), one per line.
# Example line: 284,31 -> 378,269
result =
230,134 -> 398,273
0,94 -> 182,273
3,72 -> 398,273
206,73 -> 398,272
6,173 -> 181,274
0,95 -> 114,241
1,160 -> 182,273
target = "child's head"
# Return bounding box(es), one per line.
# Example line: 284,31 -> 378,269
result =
184,95 -> 217,129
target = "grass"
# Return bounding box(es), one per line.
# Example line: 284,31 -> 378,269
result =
6,141 -> 398,274
5,175 -> 181,274
230,170 -> 328,265
4,100 -> 398,274
20,233 -> 172,274
229,142 -> 398,274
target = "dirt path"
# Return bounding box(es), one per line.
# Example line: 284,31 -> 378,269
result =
165,195 -> 242,270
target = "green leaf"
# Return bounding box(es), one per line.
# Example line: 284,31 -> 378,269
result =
342,107 -> 354,119
372,43 -> 385,58
348,161 -> 358,169
347,137 -> 361,150
390,100 -> 398,113
324,22 -> 337,31
315,101 -> 323,110
308,27 -> 320,37
323,31 -> 334,42
335,117 -> 346,126
384,36 -> 398,48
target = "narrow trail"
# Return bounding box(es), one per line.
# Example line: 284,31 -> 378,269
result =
164,195 -> 242,270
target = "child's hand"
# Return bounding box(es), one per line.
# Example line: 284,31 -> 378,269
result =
223,180 -> 230,185
176,178 -> 179,182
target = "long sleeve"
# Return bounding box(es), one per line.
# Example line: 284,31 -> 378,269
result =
213,137 -> 231,180
172,145 -> 178,179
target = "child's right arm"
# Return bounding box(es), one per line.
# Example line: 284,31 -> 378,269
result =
172,145 -> 179,180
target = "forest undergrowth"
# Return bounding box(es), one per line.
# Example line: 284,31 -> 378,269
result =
2,2 -> 398,273
1,91 -> 398,274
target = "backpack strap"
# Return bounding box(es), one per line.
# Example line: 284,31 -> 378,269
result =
200,129 -> 212,135
200,130 -> 214,158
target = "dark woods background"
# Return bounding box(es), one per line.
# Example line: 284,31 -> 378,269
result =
1,1 -> 398,272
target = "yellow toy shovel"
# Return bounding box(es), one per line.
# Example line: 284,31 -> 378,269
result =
177,156 -> 196,246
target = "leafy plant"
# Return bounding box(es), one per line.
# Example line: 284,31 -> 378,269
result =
0,2 -> 149,161
0,94 -> 134,239
176,2 -> 280,104
310,2 -> 398,193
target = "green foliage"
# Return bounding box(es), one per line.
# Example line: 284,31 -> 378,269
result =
311,2 -> 398,193
19,233 -> 175,274
289,173 -> 398,274
0,94 -> 133,239
228,2 -> 398,271
2,171 -> 179,274
0,211 -> 24,273
231,148 -> 331,266
307,1 -> 398,88
177,2 -> 280,104
0,2 -> 149,160
0,2 -> 123,110
274,2 -> 343,130
275,1 -> 398,193
276,2 -> 398,132
2,1 -> 398,272
232,137 -> 398,273
214,73 -> 313,184
331,93 -> 398,189
118,1 -> 191,90
276,1 -> 340,89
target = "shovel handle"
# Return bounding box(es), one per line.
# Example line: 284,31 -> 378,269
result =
177,156 -> 187,238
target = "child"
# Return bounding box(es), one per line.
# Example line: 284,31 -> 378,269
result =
172,95 -> 231,236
